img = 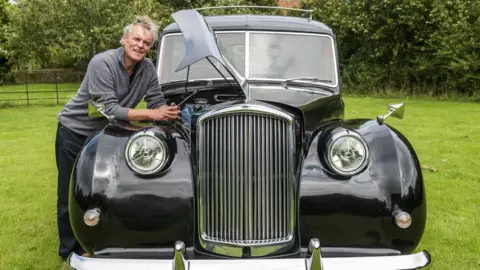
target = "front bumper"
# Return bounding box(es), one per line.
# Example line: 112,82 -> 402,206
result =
67,239 -> 431,270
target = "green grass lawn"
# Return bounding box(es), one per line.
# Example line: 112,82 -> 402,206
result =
0,83 -> 80,107
0,97 -> 479,269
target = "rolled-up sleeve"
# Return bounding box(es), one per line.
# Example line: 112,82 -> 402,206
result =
87,57 -> 129,120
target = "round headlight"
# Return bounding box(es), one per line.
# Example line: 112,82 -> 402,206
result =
125,130 -> 169,175
327,131 -> 369,176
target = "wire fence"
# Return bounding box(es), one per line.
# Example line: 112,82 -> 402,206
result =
0,70 -> 85,106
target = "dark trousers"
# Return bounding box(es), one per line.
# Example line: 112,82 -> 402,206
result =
55,122 -> 88,260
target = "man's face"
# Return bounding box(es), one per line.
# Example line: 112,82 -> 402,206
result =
122,25 -> 153,64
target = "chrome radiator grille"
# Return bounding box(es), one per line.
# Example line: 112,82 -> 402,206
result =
197,107 -> 295,246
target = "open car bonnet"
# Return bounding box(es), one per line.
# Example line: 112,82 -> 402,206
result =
171,10 -> 246,95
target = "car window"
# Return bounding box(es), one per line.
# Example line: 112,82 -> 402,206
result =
248,33 -> 336,85
158,31 -> 336,87
158,33 -> 245,84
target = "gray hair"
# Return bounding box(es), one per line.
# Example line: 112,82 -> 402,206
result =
120,15 -> 159,46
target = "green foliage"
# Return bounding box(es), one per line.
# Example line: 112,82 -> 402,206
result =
0,0 -> 8,43
5,0 -> 170,70
301,0 -> 480,97
4,0 -> 479,97
0,0 -> 11,75
425,0 -> 480,95
3,0 -> 277,70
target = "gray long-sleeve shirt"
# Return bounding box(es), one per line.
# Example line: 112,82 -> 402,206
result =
58,47 -> 166,136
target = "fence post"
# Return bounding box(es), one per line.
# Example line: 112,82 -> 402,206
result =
25,71 -> 29,105
55,72 -> 59,104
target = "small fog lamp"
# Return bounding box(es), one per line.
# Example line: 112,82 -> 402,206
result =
84,208 -> 101,227
394,211 -> 412,229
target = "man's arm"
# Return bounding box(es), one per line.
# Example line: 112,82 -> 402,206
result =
135,66 -> 180,121
126,107 -> 179,121
87,57 -> 178,121
87,56 -> 130,120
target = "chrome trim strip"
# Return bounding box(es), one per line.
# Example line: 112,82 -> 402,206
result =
245,31 -> 250,79
196,103 -> 296,257
198,103 -> 294,121
67,250 -> 432,270
245,31 -> 251,101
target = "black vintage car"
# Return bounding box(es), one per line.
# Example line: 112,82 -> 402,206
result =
66,7 -> 431,269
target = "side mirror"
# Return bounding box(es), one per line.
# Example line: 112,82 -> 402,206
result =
377,103 -> 405,125
88,99 -> 115,122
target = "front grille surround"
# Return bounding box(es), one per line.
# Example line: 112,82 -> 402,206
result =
196,103 -> 296,257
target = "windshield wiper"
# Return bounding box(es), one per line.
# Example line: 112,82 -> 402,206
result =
281,77 -> 333,89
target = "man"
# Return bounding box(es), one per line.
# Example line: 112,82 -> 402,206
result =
55,15 -> 179,261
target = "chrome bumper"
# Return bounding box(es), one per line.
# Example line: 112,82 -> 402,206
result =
67,239 -> 431,270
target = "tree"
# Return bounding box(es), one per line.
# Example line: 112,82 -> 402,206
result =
425,0 -> 480,95
301,0 -> 480,96
5,0 -> 278,70
6,0 -> 169,69
0,0 -> 12,75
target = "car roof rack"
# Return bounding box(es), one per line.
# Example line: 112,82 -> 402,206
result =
193,5 -> 313,20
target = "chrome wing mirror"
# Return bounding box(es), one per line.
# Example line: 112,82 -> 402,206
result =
377,103 -> 405,125
88,99 -> 115,122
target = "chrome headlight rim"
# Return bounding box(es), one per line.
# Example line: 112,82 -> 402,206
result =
125,129 -> 170,176
325,129 -> 370,176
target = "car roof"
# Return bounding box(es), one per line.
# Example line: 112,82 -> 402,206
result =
161,14 -> 334,36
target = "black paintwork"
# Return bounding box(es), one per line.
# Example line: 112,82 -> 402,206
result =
68,9 -> 427,261
299,120 -> 426,254
69,103 -> 426,258
70,122 -> 195,254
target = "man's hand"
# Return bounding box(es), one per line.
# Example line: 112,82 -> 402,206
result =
148,104 -> 181,121
126,105 -> 181,121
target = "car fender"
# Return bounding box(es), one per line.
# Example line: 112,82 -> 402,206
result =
69,122 -> 195,253
298,119 -> 426,254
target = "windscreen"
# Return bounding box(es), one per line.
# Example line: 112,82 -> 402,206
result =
158,31 -> 336,86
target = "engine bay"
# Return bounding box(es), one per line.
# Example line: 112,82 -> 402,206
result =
164,84 -> 244,127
